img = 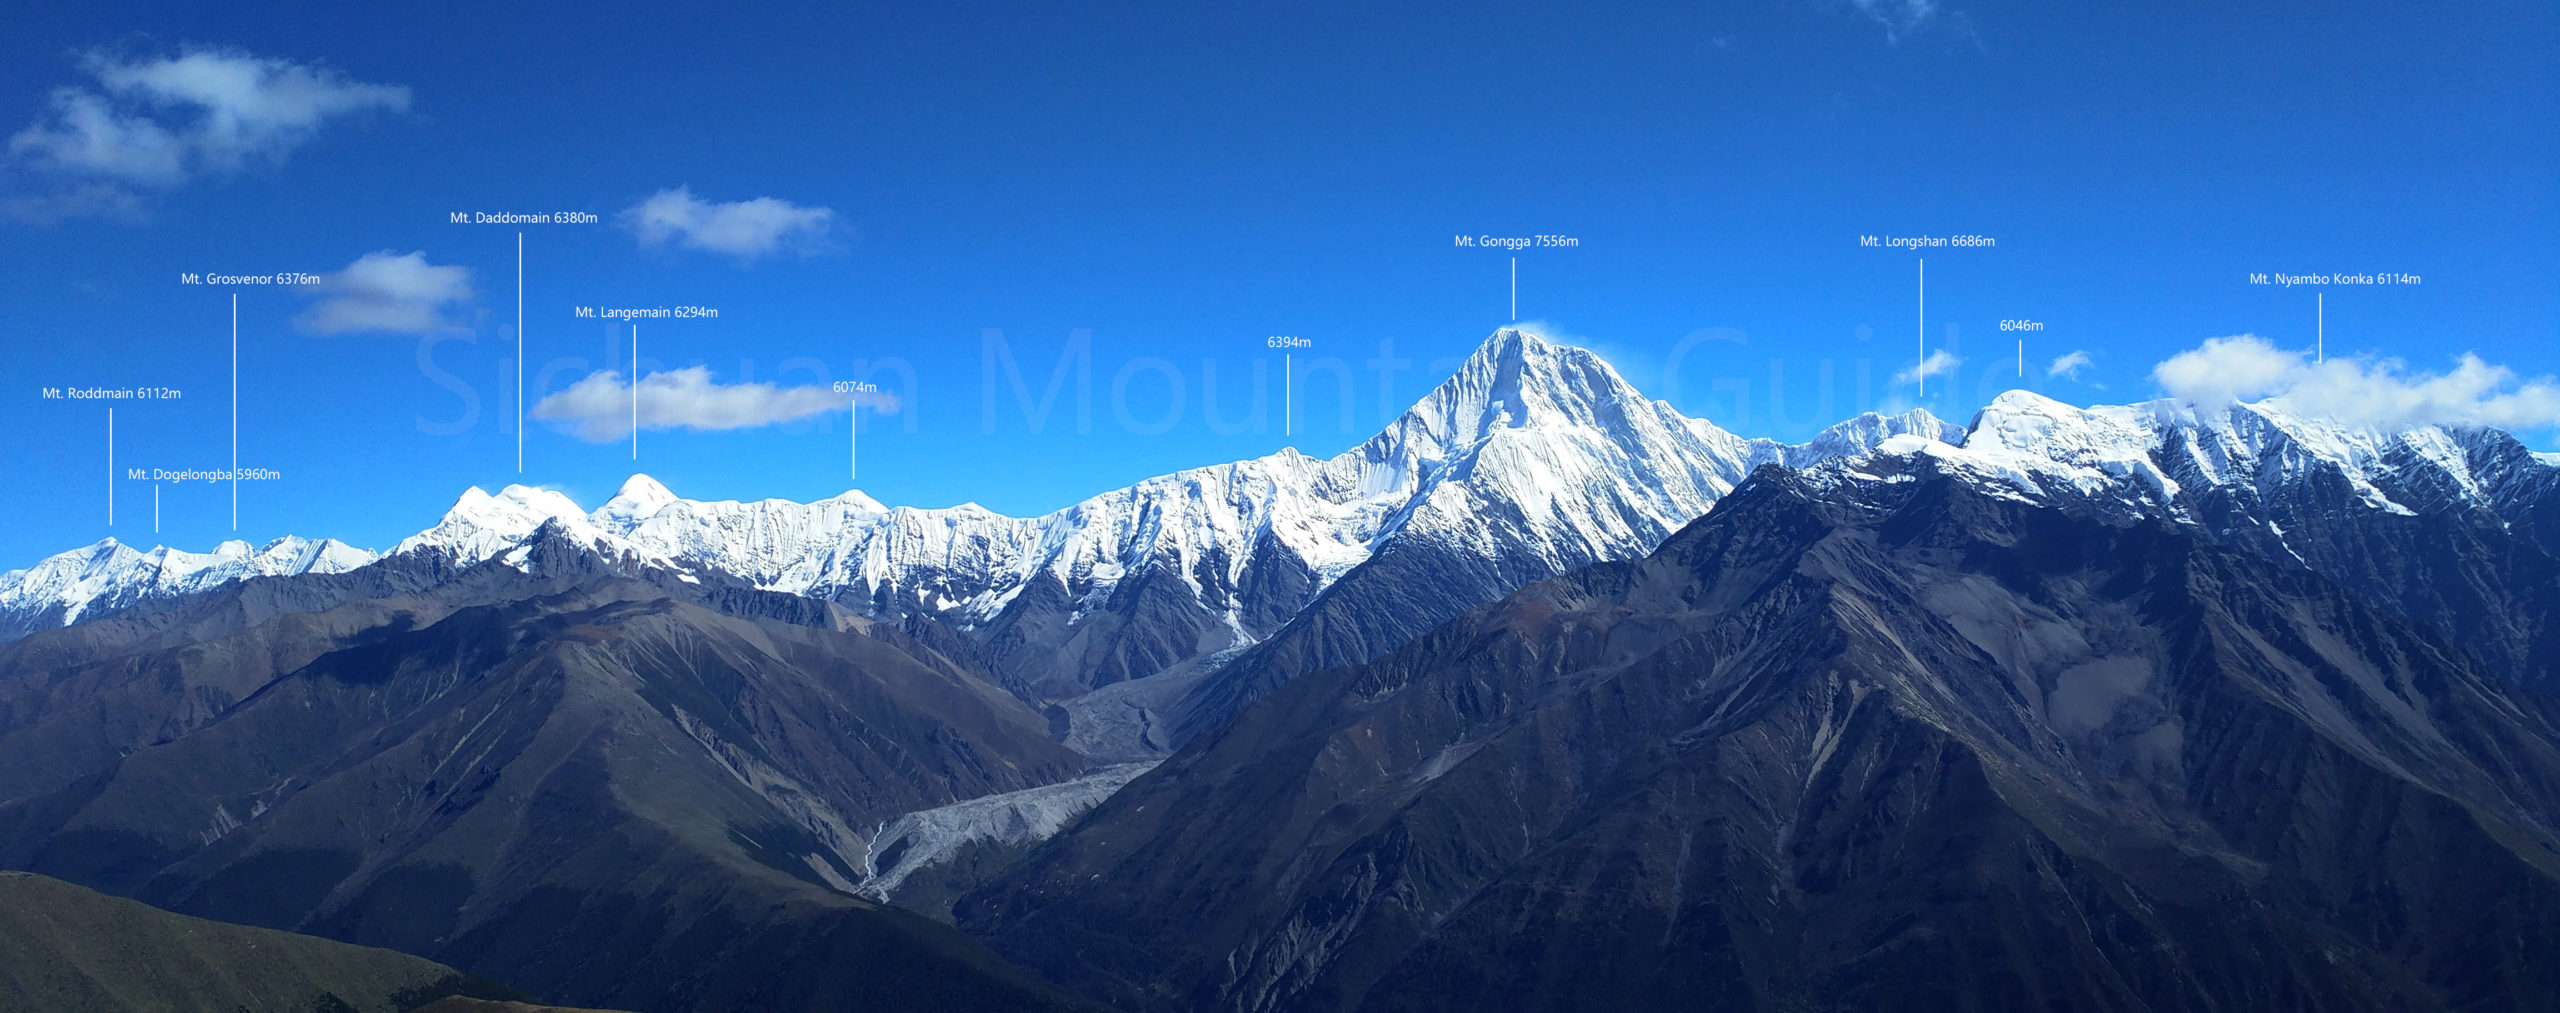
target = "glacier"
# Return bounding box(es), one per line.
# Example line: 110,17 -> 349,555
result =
856,761 -> 1159,902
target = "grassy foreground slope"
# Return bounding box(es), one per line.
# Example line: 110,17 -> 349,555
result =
0,870 -> 519,1012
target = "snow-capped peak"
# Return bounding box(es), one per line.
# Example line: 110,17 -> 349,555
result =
392,484 -> 606,562
1378,328 -> 1654,456
596,474 -> 681,526
1295,328 -> 1767,583
1817,386 -> 2553,539
7,332 -> 2553,654
1815,390 -> 2196,510
0,533 -> 378,638
1780,408 -> 1967,464
1964,391 -> 2163,473
822,488 -> 891,514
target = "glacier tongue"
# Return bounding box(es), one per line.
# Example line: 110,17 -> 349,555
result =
856,761 -> 1158,903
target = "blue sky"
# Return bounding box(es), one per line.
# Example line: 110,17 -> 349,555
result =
3,0 -> 2554,566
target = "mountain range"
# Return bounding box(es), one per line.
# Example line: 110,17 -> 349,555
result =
3,328 -> 2556,1011
0,524 -> 1108,1011
1,331 -> 1964,757
12,329 -> 2550,754
963,443 -> 2560,1011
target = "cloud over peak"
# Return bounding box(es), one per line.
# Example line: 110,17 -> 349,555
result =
2151,335 -> 2297,409
620,187 -> 835,262
6,47 -> 407,221
2153,334 -> 2560,431
1893,349 -> 1962,386
532,366 -> 895,442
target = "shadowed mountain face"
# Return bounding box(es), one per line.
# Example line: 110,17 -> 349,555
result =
404,1000 -> 633,1013
1168,398 -> 2560,753
2151,425 -> 2560,689
961,462 -> 2560,1012
0,527 -> 1101,1013
0,869 -> 522,1013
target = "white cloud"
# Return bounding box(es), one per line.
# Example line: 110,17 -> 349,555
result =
620,187 -> 835,261
532,366 -> 897,442
2150,335 -> 2308,410
6,48 -> 407,220
1893,349 -> 1961,386
2152,333 -> 2560,431
1845,0 -> 1949,42
11,89 -> 188,184
2,181 -> 149,224
296,251 -> 473,335
2045,350 -> 2094,380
